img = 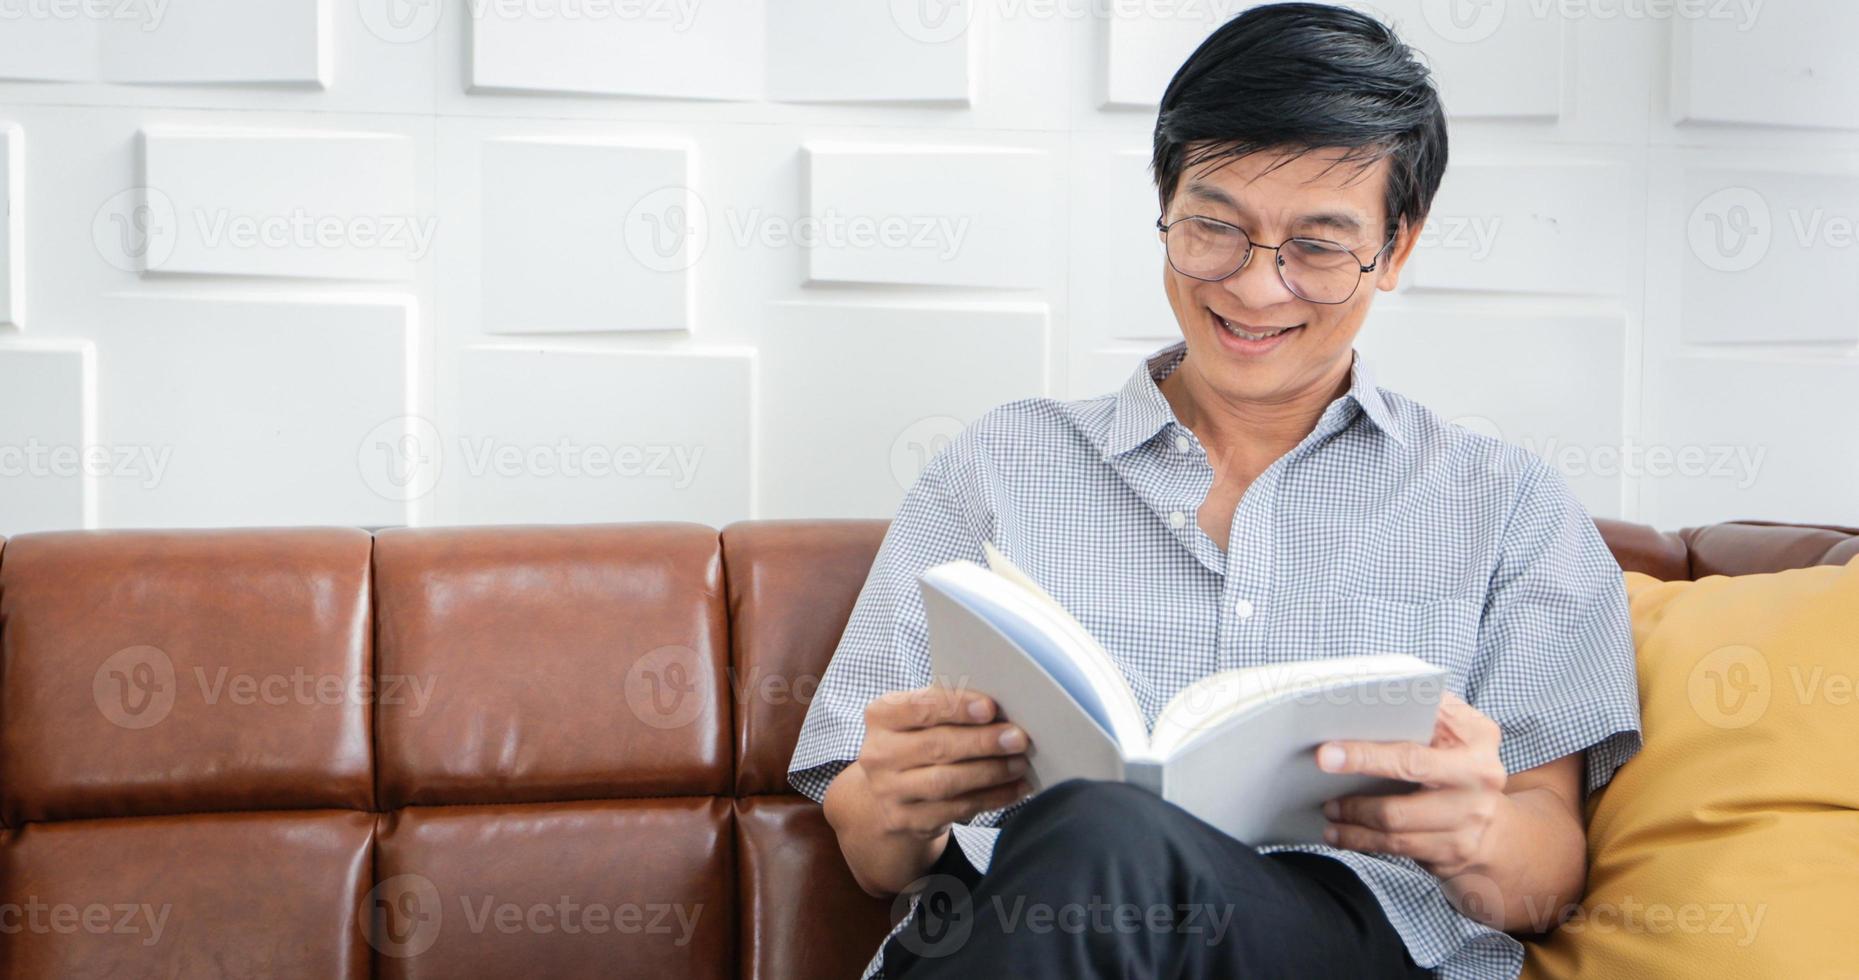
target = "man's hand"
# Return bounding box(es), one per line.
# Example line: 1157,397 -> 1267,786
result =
823,685 -> 1031,896
1315,693 -> 1507,878
859,685 -> 1032,838
1315,693 -> 1588,931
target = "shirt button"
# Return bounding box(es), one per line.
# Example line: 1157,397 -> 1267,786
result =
1168,510 -> 1187,529
1174,435 -> 1191,453
1234,598 -> 1255,619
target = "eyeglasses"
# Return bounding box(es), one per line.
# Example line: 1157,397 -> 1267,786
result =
1156,215 -> 1395,305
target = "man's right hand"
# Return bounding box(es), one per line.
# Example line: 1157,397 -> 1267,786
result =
822,685 -> 1031,896
861,685 -> 1032,837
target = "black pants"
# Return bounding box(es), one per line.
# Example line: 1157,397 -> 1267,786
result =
882,780 -> 1433,979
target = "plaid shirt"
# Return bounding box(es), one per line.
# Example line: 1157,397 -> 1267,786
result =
790,342 -> 1642,980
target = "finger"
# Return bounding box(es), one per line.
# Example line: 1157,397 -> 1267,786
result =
1323,789 -> 1487,833
913,778 -> 1033,829
1323,822 -> 1460,863
896,722 -> 1030,768
867,685 -> 997,732
895,756 -> 1030,804
1434,695 -> 1502,749
1316,740 -> 1478,788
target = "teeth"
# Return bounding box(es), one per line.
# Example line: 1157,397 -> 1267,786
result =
1218,315 -> 1290,341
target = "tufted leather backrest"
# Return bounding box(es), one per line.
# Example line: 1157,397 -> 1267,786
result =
0,517 -> 1852,976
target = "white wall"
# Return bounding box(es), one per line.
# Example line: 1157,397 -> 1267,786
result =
0,0 -> 1854,535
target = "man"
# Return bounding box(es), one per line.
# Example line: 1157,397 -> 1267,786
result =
789,4 -> 1642,977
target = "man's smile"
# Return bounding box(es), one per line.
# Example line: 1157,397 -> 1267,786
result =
1207,306 -> 1304,355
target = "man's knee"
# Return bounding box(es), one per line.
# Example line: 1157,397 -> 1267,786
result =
998,779 -> 1239,879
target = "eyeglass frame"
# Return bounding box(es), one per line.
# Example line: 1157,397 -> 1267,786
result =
1155,215 -> 1397,305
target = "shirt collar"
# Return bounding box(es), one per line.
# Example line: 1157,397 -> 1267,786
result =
1098,342 -> 1404,459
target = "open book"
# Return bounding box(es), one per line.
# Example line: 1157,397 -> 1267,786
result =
921,543 -> 1446,845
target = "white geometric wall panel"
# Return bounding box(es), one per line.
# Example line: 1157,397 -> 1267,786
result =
1680,168 -> 1859,345
1104,0 -> 1562,119
803,144 -> 1057,288
757,302 -> 1048,519
452,347 -> 753,527
1674,0 -> 1859,130
468,0 -> 763,100
1408,162 -> 1634,295
0,12 -> 99,82
767,0 -> 970,103
0,124 -> 19,329
88,295 -> 412,529
0,343 -> 92,535
1355,308 -> 1628,518
141,127 -> 421,280
1641,357 -> 1859,528
102,0 -> 326,86
1072,148 -> 1176,341
481,139 -> 692,334
1102,6 -> 1216,107
0,0 -> 323,85
0,0 -> 1853,533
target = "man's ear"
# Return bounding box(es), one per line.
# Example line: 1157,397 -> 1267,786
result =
1375,215 -> 1424,293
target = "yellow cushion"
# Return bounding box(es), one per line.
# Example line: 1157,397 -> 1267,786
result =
1524,561 -> 1859,980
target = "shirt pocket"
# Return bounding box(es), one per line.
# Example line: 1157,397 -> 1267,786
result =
1317,593 -> 1483,683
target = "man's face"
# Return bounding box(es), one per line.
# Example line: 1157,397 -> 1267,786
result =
1159,147 -> 1418,405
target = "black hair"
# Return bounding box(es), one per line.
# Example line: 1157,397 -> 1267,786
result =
1151,2 -> 1448,241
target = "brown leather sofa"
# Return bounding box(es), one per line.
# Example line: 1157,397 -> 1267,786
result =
1,517 -> 1855,978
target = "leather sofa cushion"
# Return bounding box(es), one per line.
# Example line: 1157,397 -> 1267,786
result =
0,528 -> 375,823
373,524 -> 730,808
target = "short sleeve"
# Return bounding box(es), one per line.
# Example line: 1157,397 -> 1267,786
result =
787,444 -> 992,803
1466,462 -> 1642,795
